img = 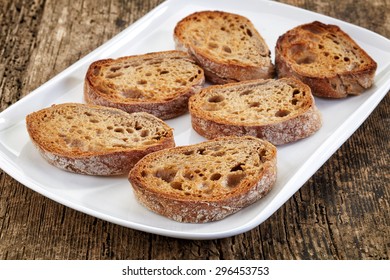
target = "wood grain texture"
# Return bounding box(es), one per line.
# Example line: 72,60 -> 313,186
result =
0,0 -> 389,260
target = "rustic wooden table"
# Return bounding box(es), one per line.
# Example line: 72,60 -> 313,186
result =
0,0 -> 389,260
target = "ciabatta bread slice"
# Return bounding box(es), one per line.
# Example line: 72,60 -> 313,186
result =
129,136 -> 277,223
174,11 -> 274,84
275,21 -> 377,98
26,103 -> 175,176
189,78 -> 322,145
84,50 -> 205,119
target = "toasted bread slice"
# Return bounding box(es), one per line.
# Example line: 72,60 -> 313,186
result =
174,11 -> 274,84
275,21 -> 377,98
26,103 -> 175,176
84,50 -> 205,119
129,136 -> 277,223
189,78 -> 322,145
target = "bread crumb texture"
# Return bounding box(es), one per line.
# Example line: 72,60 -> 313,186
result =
87,51 -> 203,102
175,11 -> 271,66
129,136 -> 277,222
276,21 -> 377,77
190,78 -> 313,125
27,103 -> 171,155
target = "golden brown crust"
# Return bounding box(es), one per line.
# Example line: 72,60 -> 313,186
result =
188,78 -> 322,145
128,136 -> 277,223
275,21 -> 377,98
84,51 -> 205,119
174,10 -> 274,84
26,103 -> 175,176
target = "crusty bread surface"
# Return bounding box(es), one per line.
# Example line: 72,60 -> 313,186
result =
174,10 -> 274,84
84,50 -> 205,119
275,21 -> 377,98
26,103 -> 175,176
189,78 -> 322,145
128,136 -> 277,223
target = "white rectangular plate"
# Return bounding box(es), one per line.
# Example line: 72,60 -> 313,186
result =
0,0 -> 389,240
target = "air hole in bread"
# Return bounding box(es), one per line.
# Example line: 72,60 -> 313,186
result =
114,128 -> 124,133
226,173 -> 245,188
246,28 -> 253,37
137,79 -> 147,85
155,168 -> 177,183
175,78 -> 187,86
289,43 -> 306,54
106,72 -> 123,79
121,89 -> 144,99
230,163 -> 244,172
249,102 -> 260,108
197,148 -> 206,155
292,89 -> 301,97
66,116 -> 73,120
126,128 -> 134,134
275,109 -> 291,117
160,70 -> 169,75
211,151 -> 225,157
291,98 -> 298,105
296,54 -> 316,65
140,130 -> 149,137
183,171 -> 195,180
208,95 -> 224,103
239,90 -> 253,96
90,119 -> 99,123
92,66 -> 100,76
318,44 -> 324,49
223,46 -> 232,53
110,66 -> 121,72
183,150 -> 194,156
210,173 -> 222,181
170,181 -> 183,190
334,55 -> 340,60
259,149 -> 268,163
344,57 -> 350,62
208,42 -> 218,49
134,122 -> 142,130
84,112 -> 92,116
